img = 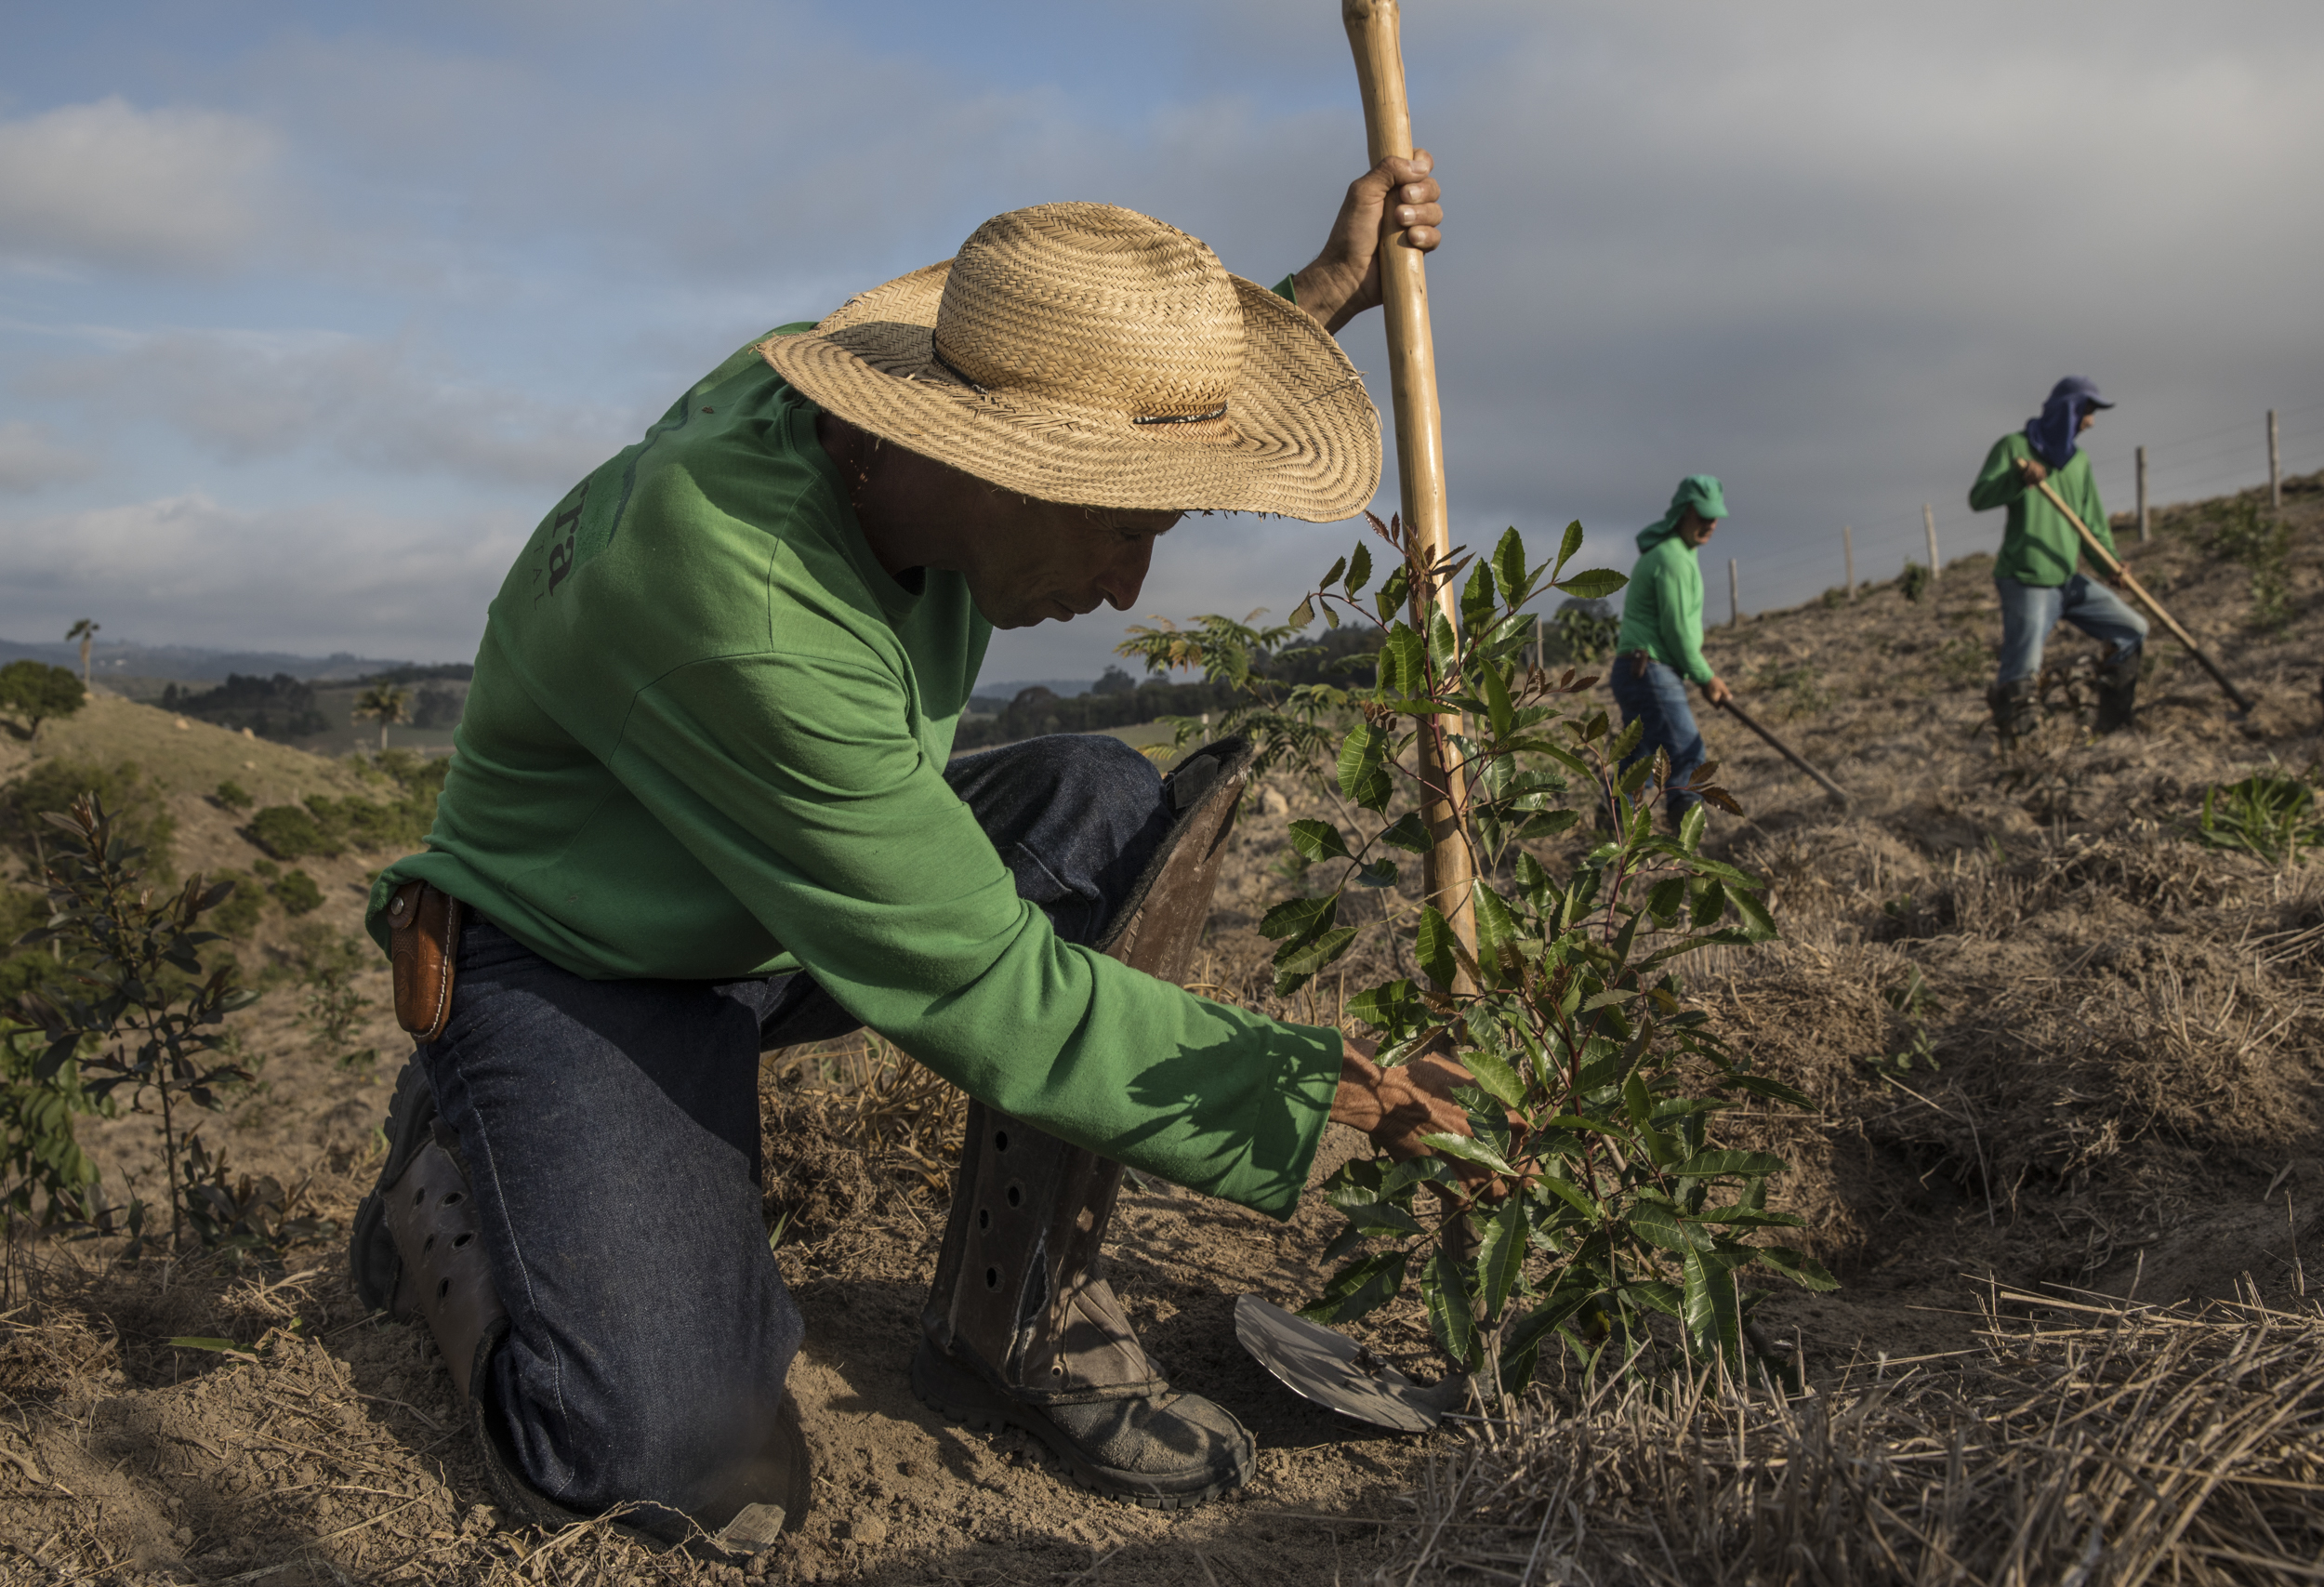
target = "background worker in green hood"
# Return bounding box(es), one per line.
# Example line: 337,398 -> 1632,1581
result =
1609,475 -> 1733,827
1968,377 -> 2147,747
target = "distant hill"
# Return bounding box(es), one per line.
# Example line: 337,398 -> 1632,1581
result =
0,638 -> 424,683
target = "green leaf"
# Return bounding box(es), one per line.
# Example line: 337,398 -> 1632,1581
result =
1690,1205 -> 1805,1228
1274,927 -> 1358,996
1532,1173 -> 1600,1222
1479,1198 -> 1527,1323
1552,520 -> 1585,580
1319,555 -> 1348,590
1345,1199 -> 1427,1237
1644,878 -> 1686,922
1421,1243 -> 1480,1369
1472,885 -> 1525,981
1758,1246 -> 1842,1292
1286,819 -> 1350,862
1374,563 -> 1411,623
1677,801 -> 1708,853
1301,1250 -> 1410,1325
1727,1073 -> 1815,1110
1287,596 -> 1314,629
1345,542 -> 1373,597
1377,812 -> 1433,853
1415,905 -> 1459,990
1345,978 -> 1423,1033
1690,879 -> 1729,929
1460,561 -> 1498,636
1499,1281 -> 1597,1393
1490,526 -> 1528,605
1355,857 -> 1400,889
1337,722 -> 1393,810
1727,887 -> 1777,942
1259,894 -> 1336,943
1418,1131 -> 1517,1177
1459,1042 -> 1527,1112
1554,567 -> 1628,601
1682,1248 -> 1743,1357
1479,663 -> 1516,739
1669,1149 -> 1790,1180
1625,1202 -> 1705,1252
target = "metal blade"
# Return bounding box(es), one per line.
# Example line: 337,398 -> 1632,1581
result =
1234,1294 -> 1464,1433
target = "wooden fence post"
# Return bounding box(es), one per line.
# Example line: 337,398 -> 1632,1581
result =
1842,525 -> 1855,598
1922,503 -> 1939,575
1728,557 -> 1739,627
2269,409 -> 2281,511
2136,444 -> 2149,541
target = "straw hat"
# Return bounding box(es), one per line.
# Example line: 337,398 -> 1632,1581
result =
757,203 -> 1381,520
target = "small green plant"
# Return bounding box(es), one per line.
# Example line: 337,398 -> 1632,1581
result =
2185,767 -> 2323,866
248,804 -> 329,860
2,1025 -> 100,1237
1142,514 -> 1826,1390
1899,562 -> 1932,602
2202,498 -> 2294,633
290,928 -> 376,1070
1747,662 -> 1831,721
1863,966 -> 1940,1081
13,793 -> 259,1258
271,867 -> 324,917
214,780 -> 253,812
1548,600 -> 1622,668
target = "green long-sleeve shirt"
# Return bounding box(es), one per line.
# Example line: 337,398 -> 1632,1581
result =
1968,431 -> 2115,587
1613,522 -> 1712,684
365,328 -> 1340,1218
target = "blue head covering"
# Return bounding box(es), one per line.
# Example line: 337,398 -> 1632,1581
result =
1637,474 -> 1727,551
2024,377 -> 2114,470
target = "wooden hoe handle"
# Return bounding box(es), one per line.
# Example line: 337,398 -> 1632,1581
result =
1342,0 -> 1476,986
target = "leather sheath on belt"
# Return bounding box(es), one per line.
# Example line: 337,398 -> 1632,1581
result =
386,879 -> 463,1043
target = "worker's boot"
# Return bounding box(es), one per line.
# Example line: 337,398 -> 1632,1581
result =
2093,649 -> 2141,735
1987,677 -> 2037,749
913,738 -> 1259,1509
359,1060 -> 809,1555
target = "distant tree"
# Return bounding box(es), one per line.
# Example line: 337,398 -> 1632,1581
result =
65,618 -> 99,686
1091,666 -> 1137,697
351,685 -> 413,752
0,661 -> 86,742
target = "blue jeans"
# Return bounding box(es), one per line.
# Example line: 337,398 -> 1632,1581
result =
415,734 -> 1173,1517
1608,656 -> 1707,826
1995,574 -> 2147,686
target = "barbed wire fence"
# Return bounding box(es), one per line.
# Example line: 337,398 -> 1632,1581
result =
1712,401 -> 2321,623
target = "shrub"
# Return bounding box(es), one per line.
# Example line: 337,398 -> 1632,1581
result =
1899,561 -> 1932,602
204,872 -> 267,939
214,779 -> 253,811
0,660 -> 86,741
271,868 -> 324,916
1,760 -> 175,883
2202,497 -> 2295,633
249,803 -> 328,859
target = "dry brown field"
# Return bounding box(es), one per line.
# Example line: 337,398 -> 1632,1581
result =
3,471 -> 2319,1584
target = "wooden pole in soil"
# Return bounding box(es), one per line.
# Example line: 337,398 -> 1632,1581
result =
2029,473 -> 2253,714
1727,557 -> 1739,627
1342,0 -> 1474,990
2269,409 -> 2281,512
2136,444 -> 2149,542
1922,503 -> 1940,575
1842,525 -> 1855,598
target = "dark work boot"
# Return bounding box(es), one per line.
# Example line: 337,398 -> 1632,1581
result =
1987,677 -> 2037,749
2093,649 -> 2140,735
912,738 -> 1258,1509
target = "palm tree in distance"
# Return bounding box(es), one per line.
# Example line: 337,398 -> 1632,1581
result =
65,618 -> 99,686
352,684 -> 413,753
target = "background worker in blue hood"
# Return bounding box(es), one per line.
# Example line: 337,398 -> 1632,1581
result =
1609,475 -> 1733,827
1968,377 -> 2147,747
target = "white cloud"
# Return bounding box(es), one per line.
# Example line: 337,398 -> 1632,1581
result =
26,330 -> 631,491
0,492 -> 525,659
0,420 -> 99,491
0,98 -> 283,272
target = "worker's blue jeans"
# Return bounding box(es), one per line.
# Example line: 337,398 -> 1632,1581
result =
1608,656 -> 1708,827
407,734 -> 1172,1523
1994,573 -> 2147,686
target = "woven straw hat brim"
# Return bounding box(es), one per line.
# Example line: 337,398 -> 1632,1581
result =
758,265 -> 1382,521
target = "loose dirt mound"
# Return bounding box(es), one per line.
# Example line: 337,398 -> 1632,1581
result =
3,475 -> 2320,1584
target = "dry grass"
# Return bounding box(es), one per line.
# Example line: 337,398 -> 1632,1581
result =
1376,1287 -> 2324,1586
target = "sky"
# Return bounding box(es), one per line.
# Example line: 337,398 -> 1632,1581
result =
4,0 -> 2321,685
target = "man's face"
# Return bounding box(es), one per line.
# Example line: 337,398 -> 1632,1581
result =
1678,508 -> 1719,549
957,487 -> 1179,630
2078,410 -> 2098,434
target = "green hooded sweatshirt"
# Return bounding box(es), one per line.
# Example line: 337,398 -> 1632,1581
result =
1612,475 -> 1726,685
1967,432 -> 2115,588
363,324 -> 1340,1219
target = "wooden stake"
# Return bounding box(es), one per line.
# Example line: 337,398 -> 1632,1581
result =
1922,503 -> 1940,576
1842,525 -> 1855,598
1727,557 -> 1739,627
2136,444 -> 2149,542
1342,0 -> 1474,987
2029,473 -> 2252,713
2269,409 -> 2281,512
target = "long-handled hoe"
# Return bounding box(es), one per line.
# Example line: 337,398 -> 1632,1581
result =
2027,474 -> 2254,715
1715,694 -> 1852,806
